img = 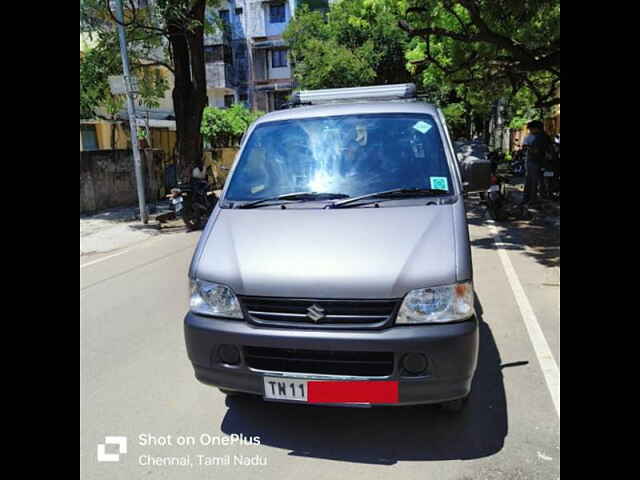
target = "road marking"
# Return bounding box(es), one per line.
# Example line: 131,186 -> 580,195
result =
80,244 -> 196,292
80,249 -> 131,269
487,220 -> 560,418
80,234 -> 174,269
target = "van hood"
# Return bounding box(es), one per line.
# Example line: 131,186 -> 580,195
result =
194,204 -> 459,299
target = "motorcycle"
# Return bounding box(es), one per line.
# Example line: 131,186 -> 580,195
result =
510,149 -> 525,176
168,178 -> 217,231
539,166 -> 560,201
485,174 -> 509,221
539,142 -> 560,201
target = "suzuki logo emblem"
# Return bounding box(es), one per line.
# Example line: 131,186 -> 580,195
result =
307,304 -> 326,322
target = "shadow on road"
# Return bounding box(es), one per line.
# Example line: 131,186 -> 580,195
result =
466,196 -> 560,269
220,297 -> 508,465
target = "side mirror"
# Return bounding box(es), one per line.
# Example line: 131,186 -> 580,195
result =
459,155 -> 492,192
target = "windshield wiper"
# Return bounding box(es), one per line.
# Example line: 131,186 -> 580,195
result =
328,188 -> 450,209
235,191 -> 350,209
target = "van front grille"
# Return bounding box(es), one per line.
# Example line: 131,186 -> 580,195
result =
238,296 -> 399,328
244,346 -> 394,377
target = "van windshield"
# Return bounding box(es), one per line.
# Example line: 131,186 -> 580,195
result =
225,113 -> 454,203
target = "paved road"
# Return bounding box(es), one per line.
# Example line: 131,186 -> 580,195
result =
80,203 -> 559,480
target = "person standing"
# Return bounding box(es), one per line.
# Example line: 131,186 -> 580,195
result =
522,120 -> 554,205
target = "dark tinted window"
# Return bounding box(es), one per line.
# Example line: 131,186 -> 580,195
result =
270,4 -> 285,23
272,49 -> 287,68
204,45 -> 232,64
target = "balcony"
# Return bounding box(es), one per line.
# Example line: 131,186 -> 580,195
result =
206,62 -> 235,90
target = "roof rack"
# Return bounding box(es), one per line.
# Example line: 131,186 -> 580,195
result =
289,83 -> 416,107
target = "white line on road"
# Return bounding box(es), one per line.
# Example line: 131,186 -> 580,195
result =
80,249 -> 131,269
80,234 -> 174,269
487,220 -> 560,418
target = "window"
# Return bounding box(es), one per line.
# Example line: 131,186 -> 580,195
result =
269,4 -> 286,23
204,45 -> 221,63
235,8 -> 243,15
204,45 -> 233,64
225,114 -> 452,202
271,49 -> 288,68
219,10 -> 230,25
81,125 -> 99,151
274,91 -> 289,110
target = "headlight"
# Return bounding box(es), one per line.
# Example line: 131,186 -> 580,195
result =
396,281 -> 474,324
190,279 -> 243,319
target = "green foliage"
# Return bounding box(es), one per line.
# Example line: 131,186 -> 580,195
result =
80,0 -> 221,121
284,0 -> 413,90
80,43 -> 125,119
388,0 -> 560,134
299,0 -> 330,12
441,102 -> 467,136
201,104 -> 264,148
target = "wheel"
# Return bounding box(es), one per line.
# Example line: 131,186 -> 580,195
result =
182,206 -> 203,231
493,206 -> 508,221
438,395 -> 469,413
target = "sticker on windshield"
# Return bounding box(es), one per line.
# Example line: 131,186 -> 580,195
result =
413,121 -> 432,135
429,176 -> 448,191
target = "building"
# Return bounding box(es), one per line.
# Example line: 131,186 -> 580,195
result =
205,0 -> 298,112
82,0 -> 313,151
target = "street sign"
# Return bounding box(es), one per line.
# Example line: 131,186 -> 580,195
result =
108,75 -> 139,95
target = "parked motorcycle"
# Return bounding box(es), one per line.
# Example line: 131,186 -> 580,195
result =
485,174 -> 508,221
539,166 -> 560,201
510,149 -> 525,176
168,178 -> 217,231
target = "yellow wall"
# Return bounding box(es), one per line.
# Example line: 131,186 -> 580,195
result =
80,121 -> 178,167
94,122 -> 130,150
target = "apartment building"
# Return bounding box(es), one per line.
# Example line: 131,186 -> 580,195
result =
205,0 -> 297,112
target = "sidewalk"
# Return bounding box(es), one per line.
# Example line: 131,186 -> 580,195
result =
80,202 -> 172,256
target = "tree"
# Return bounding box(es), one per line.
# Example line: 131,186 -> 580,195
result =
397,0 -> 560,113
80,0 -> 221,176
284,0 -> 414,90
81,35 -> 169,148
201,104 -> 264,148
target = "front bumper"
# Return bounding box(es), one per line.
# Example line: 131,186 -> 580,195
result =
184,312 -> 479,406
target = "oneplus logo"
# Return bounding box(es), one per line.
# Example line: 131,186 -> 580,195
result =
97,436 -> 127,462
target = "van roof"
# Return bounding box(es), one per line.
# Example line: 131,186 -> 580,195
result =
254,101 -> 440,125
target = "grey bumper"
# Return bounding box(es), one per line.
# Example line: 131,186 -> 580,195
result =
184,312 -> 479,406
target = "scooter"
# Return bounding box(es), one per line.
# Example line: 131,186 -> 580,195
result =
485,174 -> 508,221
168,178 -> 217,231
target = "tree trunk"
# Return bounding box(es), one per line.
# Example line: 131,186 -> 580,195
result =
168,0 -> 208,182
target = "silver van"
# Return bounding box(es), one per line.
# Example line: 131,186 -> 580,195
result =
184,84 -> 490,412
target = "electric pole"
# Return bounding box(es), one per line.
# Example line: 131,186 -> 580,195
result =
114,0 -> 148,224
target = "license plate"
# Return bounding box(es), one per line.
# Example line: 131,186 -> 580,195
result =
544,171 -> 554,177
263,377 -> 308,402
262,377 -> 399,404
